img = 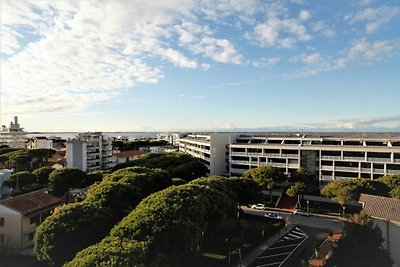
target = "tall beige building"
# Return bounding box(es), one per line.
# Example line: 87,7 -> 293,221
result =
0,116 -> 27,148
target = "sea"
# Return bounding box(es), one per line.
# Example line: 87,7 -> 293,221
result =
27,132 -> 161,141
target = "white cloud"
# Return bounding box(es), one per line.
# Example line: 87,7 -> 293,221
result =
312,21 -> 335,38
249,9 -> 311,48
251,57 -> 281,67
345,5 -> 400,33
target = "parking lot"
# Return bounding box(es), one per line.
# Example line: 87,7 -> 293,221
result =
249,226 -> 308,267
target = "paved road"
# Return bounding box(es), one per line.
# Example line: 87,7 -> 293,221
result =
242,207 -> 343,232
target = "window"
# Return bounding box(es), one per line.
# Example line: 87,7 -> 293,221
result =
0,218 -> 4,227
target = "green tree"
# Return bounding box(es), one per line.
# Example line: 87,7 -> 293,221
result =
243,165 -> 285,203
325,211 -> 393,267
82,171 -> 104,187
291,167 -> 317,188
32,166 -> 54,185
170,160 -> 208,181
286,181 -> 307,197
4,171 -> 36,190
48,168 -> 86,196
321,178 -> 389,208
378,174 -> 400,199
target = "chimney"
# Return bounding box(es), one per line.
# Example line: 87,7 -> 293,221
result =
14,116 -> 18,124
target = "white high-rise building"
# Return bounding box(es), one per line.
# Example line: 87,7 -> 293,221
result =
0,116 -> 27,148
179,133 -> 400,185
66,132 -> 115,172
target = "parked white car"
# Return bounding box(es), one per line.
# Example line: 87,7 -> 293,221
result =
264,213 -> 283,220
294,209 -> 310,216
251,204 -> 266,210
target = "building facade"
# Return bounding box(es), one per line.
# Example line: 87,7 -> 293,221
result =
178,133 -> 236,176
0,189 -> 61,253
66,132 -> 115,172
0,116 -> 27,148
27,136 -> 53,150
179,133 -> 400,184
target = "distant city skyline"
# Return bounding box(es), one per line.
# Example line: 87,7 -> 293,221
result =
1,0 -> 399,132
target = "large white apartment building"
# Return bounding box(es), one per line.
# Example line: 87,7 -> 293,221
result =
179,133 -> 400,185
179,133 -> 235,176
0,116 -> 27,148
66,132 -> 115,172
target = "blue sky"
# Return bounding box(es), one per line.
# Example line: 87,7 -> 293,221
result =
1,0 -> 399,132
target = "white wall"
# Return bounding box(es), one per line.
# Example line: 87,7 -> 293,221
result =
373,218 -> 400,267
0,205 -> 22,250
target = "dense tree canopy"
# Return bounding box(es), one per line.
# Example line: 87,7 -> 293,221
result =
65,176 -> 258,267
286,181 -> 307,197
48,168 -> 87,196
1,148 -> 56,171
32,166 -> 54,185
112,152 -> 208,181
321,178 -> 389,206
34,166 -> 171,266
243,165 -> 285,202
378,174 -> 400,199
325,211 -> 392,267
4,171 -> 36,189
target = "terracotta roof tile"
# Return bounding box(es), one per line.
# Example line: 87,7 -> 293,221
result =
359,193 -> 400,222
0,189 -> 62,215
113,150 -> 147,158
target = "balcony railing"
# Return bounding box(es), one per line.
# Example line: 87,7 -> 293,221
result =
373,169 -> 385,174
264,153 -> 280,157
394,159 -> 400,163
368,157 -> 391,163
288,164 -> 299,168
387,169 -> 400,174
321,175 -> 333,181
231,160 -> 250,165
230,168 -> 246,174
320,165 -> 333,170
281,154 -> 298,158
247,152 -> 262,156
361,168 -> 371,172
342,156 -> 365,161
335,166 -> 359,172
267,162 -> 286,168
231,152 -> 246,156
320,156 -> 341,160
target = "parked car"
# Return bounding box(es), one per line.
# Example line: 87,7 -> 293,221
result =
264,213 -> 283,220
294,209 -> 310,216
251,204 -> 266,210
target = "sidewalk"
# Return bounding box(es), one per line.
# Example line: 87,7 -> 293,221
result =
235,225 -> 294,267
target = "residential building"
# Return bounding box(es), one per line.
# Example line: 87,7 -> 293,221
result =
229,134 -> 400,186
358,193 -> 400,266
0,116 -> 27,148
178,133 -> 400,183
114,150 -> 147,164
27,136 -> 53,150
179,133 -> 236,176
66,132 -> 115,172
0,189 -> 61,253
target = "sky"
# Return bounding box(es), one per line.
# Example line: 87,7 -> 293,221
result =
0,0 -> 399,132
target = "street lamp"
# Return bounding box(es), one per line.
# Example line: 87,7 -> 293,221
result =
343,206 -> 346,216
307,200 -> 309,214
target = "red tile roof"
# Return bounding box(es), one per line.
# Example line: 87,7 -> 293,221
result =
359,193 -> 400,222
113,150 -> 147,158
0,189 -> 62,215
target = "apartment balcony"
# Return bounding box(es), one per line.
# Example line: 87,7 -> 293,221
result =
320,165 -> 334,171
387,169 -> 400,174
321,175 -> 333,181
231,152 -> 246,156
247,152 -> 262,156
281,154 -> 298,158
230,160 -> 250,165
342,156 -> 365,161
264,153 -> 280,157
361,168 -> 371,173
368,157 -> 391,163
373,169 -> 385,174
288,164 -> 299,168
267,162 -> 286,168
335,176 -> 354,180
394,159 -> 400,163
320,155 -> 341,160
230,168 -> 246,174
335,166 -> 359,172
87,152 -> 100,157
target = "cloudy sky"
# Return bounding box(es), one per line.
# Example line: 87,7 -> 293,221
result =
1,0 -> 399,132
